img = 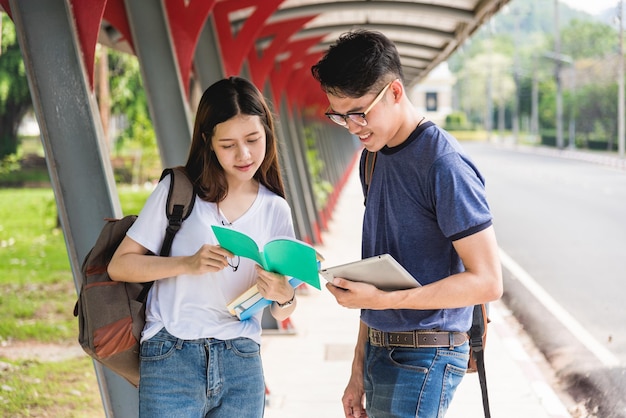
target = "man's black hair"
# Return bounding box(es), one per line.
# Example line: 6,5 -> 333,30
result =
311,29 -> 404,97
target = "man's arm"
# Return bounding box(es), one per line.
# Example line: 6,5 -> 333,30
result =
340,320 -> 368,418
326,226 -> 502,310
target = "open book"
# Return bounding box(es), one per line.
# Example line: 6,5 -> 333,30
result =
211,225 -> 324,320
211,225 -> 322,289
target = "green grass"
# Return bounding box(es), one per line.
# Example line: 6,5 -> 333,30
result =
0,186 -> 150,417
0,187 -> 151,343
446,129 -> 489,141
0,189 -> 72,342
0,356 -> 104,417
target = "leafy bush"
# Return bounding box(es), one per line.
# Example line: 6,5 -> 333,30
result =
444,112 -> 470,131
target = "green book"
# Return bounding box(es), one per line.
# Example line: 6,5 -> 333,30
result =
211,225 -> 322,289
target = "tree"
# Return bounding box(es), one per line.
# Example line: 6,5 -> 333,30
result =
559,19 -> 617,60
454,41 -> 515,128
0,13 -> 32,159
575,82 -> 618,149
103,47 -> 159,183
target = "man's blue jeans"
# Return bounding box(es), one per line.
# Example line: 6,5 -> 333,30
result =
364,341 -> 469,417
138,328 -> 265,418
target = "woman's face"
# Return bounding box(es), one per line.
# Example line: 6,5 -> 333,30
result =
211,114 -> 267,186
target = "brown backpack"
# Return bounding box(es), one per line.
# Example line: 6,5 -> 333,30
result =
73,167 -> 195,387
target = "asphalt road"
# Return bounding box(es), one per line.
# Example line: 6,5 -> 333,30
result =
462,142 -> 626,417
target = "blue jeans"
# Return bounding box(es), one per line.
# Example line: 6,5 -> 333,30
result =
364,341 -> 469,418
139,328 -> 265,418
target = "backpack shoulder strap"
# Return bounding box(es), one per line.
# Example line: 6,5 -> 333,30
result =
136,167 -> 196,302
361,150 -> 377,205
161,166 -> 196,220
470,304 -> 491,418
159,166 -> 196,257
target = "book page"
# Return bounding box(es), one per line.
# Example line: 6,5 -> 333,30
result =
264,239 -> 320,289
212,225 -> 321,289
211,225 -> 266,269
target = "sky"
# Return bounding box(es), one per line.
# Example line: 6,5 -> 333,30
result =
560,0 -> 619,15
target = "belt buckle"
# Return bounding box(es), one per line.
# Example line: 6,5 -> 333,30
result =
369,328 -> 383,346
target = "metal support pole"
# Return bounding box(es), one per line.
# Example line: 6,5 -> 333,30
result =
486,21 -> 494,142
10,0 -> 138,416
569,67 -> 576,150
513,6 -> 520,144
618,0 -> 625,157
125,0 -> 192,168
194,15 -> 224,89
555,0 -> 564,149
531,61 -> 539,140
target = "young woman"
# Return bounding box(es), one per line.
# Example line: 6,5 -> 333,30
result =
108,76 -> 297,417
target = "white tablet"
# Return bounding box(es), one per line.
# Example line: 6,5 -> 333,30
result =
319,254 -> 420,291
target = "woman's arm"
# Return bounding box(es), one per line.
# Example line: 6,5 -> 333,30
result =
107,235 -> 233,283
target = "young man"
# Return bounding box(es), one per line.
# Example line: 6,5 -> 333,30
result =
311,30 -> 503,418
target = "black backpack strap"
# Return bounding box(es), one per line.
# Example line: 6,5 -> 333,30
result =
137,167 -> 196,302
475,349 -> 490,418
470,304 -> 491,418
159,166 -> 196,257
361,150 -> 377,205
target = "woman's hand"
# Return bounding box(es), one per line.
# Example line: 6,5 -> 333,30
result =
255,265 -> 294,304
256,266 -> 297,321
186,244 -> 233,275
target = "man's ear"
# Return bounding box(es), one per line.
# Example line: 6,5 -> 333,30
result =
390,80 -> 403,102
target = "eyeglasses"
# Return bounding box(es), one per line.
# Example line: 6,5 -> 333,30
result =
325,81 -> 393,127
227,255 -> 240,272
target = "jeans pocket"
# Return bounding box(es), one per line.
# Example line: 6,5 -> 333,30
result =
437,344 -> 469,374
387,347 -> 429,373
140,336 -> 177,361
228,338 -> 260,358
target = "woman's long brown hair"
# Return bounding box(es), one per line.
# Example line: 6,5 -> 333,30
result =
185,77 -> 286,202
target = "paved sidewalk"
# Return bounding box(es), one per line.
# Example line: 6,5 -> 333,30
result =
261,154 -> 575,418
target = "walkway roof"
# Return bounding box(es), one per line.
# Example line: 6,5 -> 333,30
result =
2,0 -> 510,107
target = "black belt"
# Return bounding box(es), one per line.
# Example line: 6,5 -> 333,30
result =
368,328 -> 468,349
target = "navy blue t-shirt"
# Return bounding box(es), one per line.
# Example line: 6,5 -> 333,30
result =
360,122 -> 492,333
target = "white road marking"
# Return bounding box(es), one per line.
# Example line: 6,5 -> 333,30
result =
499,248 -> 620,368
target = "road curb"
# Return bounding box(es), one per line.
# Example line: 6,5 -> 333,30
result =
500,254 -> 626,418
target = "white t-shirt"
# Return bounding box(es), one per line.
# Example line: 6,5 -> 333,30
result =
127,174 -> 295,344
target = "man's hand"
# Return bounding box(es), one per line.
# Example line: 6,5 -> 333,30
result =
326,277 -> 387,309
342,374 -> 367,418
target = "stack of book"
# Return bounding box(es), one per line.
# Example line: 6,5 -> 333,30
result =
227,277 -> 303,320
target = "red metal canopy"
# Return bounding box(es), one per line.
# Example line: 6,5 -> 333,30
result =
1,0 -> 510,110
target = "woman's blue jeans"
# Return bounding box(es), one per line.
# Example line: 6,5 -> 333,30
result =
138,328 -> 265,418
364,341 -> 469,418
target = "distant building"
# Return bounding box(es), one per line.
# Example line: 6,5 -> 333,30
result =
410,62 -> 456,126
